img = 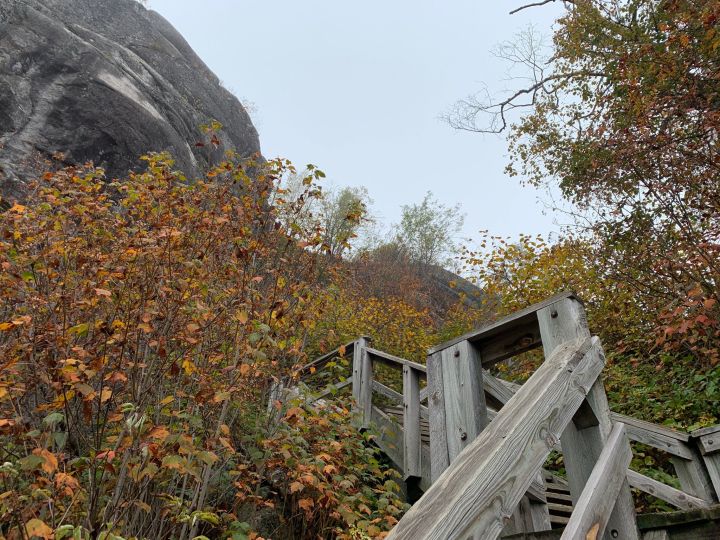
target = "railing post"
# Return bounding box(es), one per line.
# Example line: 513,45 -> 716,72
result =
403,365 -> 421,480
537,296 -> 638,540
427,339 -> 487,481
691,425 -> 720,501
352,336 -> 372,428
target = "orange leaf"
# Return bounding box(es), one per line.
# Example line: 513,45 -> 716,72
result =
147,426 -> 170,441
33,448 -> 58,474
298,498 -> 314,511
289,481 -> 304,494
239,363 -> 251,376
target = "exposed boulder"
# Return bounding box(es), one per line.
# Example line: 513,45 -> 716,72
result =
0,0 -> 260,201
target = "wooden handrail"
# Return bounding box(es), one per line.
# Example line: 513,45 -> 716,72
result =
388,337 -> 604,540
365,347 -> 427,374
560,423 -> 633,539
627,470 -> 710,510
297,338 -> 361,377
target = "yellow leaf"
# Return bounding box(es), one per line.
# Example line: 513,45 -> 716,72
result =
159,395 -> 174,406
0,322 -> 15,331
100,387 -> 112,403
182,359 -> 196,375
237,311 -> 249,324
10,203 -> 27,214
25,518 -> 53,539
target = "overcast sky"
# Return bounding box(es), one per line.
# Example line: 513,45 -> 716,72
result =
150,0 -> 565,245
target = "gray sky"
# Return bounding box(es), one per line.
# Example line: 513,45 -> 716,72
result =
150,0 -> 564,244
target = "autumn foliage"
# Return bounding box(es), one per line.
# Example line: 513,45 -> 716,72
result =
0,153 -> 405,539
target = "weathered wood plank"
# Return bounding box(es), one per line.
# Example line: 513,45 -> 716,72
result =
538,297 -> 638,540
301,338 -> 359,378
670,452 -> 716,503
352,337 -> 369,407
484,372 -> 693,459
642,530 -> 670,540
428,291 -> 576,356
371,379 -> 403,403
387,337 -> 602,540
403,365 -> 421,480
611,412 -> 693,459
627,469 -> 711,510
359,345 -> 373,429
305,377 -> 352,404
482,369 -> 517,410
370,405 -> 404,471
691,425 -> 720,500
439,340 -> 488,462
476,319 -> 543,366
365,346 -> 427,374
426,349 -> 449,482
561,423 -> 632,540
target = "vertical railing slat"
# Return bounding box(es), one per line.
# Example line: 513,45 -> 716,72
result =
403,365 -> 421,479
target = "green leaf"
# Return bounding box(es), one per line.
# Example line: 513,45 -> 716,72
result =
19,454 -> 45,471
43,412 -> 65,428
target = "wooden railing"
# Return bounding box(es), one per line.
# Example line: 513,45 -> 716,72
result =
295,293 -> 720,539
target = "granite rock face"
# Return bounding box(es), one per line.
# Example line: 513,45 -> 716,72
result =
0,0 -> 260,201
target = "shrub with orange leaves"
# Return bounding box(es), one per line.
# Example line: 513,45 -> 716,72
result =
0,150 -> 375,539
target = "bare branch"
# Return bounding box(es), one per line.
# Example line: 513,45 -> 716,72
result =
509,0 -> 573,15
447,70 -> 605,134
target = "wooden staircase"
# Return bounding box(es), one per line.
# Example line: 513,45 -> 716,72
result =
294,293 -> 720,539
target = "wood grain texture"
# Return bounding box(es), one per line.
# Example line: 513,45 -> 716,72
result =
387,337 -> 601,540
627,469 -> 710,510
670,452 -> 716,503
611,412 -> 693,459
440,340 -> 488,462
428,291 -> 577,355
305,377 -> 352,404
691,425 -> 720,500
359,345 -> 373,429
403,365 -> 422,480
560,423 -> 633,540
642,531 -> 669,540
427,350 -> 449,482
352,337 -> 369,408
366,347 -> 427,374
538,297 -> 638,540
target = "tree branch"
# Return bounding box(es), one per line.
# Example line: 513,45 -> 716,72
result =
509,0 -> 574,15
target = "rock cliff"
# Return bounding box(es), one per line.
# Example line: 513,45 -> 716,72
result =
0,0 -> 260,201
